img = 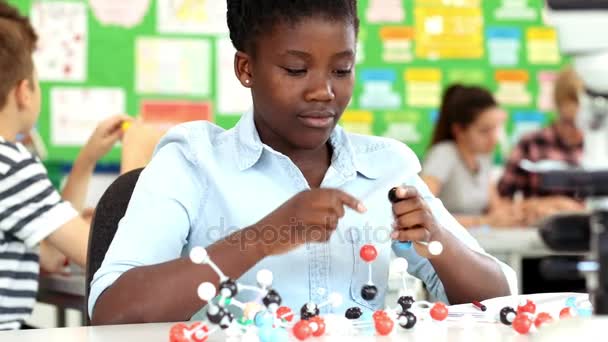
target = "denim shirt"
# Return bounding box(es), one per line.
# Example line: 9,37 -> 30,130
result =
89,111 -> 516,318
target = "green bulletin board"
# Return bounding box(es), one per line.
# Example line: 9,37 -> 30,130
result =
10,0 -> 566,165
348,0 -> 567,160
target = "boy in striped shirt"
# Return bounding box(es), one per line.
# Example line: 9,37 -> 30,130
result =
0,1 -> 128,329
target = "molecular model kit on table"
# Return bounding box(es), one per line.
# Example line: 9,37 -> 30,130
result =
497,296 -> 593,335
168,185 -> 594,341
169,187 -> 451,341
169,242 -> 451,342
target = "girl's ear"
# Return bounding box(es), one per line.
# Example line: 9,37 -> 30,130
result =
235,51 -> 253,88
451,123 -> 464,140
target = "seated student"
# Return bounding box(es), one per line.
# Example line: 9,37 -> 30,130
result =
498,67 -> 585,224
498,67 -> 587,294
0,2 -> 127,330
90,0 -> 516,325
421,85 -> 524,228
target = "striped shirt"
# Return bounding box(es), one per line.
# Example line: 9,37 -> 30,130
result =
0,136 -> 77,330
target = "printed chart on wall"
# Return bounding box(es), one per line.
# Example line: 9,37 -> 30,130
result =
349,0 -> 566,159
11,0 -> 566,165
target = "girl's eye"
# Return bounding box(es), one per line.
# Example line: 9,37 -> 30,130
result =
283,67 -> 307,76
334,69 -> 352,77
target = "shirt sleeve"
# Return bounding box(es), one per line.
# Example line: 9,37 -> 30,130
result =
0,158 -> 78,248
421,143 -> 457,183
88,126 -> 207,317
392,145 -> 518,302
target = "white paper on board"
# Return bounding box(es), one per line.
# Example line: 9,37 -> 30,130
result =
30,1 -> 87,82
89,0 -> 151,28
50,87 -> 126,146
157,0 -> 228,34
136,37 -> 211,96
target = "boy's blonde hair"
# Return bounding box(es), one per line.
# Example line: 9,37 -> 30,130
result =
0,1 -> 38,110
554,66 -> 583,106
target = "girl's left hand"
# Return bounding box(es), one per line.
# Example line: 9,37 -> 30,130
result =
390,186 -> 443,257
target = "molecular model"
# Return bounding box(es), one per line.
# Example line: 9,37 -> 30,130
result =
169,241 -> 452,341
170,246 -> 346,342
332,244 -> 449,337
497,296 -> 593,335
169,187 -> 449,341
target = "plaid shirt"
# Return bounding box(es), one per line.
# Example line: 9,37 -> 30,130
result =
498,124 -> 583,198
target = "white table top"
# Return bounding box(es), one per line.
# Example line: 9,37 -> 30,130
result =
469,227 -> 584,256
3,293 -> 599,342
1,317 -> 605,342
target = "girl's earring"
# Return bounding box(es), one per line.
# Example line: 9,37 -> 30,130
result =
244,79 -> 251,85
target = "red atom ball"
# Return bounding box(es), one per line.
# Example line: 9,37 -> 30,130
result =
534,312 -> 553,328
374,317 -> 394,336
430,302 -> 448,321
560,307 -> 574,319
512,314 -> 533,334
360,244 -> 378,262
293,320 -> 312,340
373,310 -> 387,321
309,316 -> 326,337
517,299 -> 536,315
277,306 -> 294,322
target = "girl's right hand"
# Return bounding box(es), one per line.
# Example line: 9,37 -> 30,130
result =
251,189 -> 366,256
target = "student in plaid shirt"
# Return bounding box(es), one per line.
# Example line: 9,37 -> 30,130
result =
498,67 -> 588,295
498,66 -> 585,224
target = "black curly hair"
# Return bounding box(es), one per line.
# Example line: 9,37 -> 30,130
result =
227,0 -> 359,54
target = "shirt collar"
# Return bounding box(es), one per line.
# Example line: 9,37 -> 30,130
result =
233,110 -> 380,179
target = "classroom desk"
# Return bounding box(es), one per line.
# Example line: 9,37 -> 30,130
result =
469,227 -> 585,293
2,293 -> 595,342
2,315 -> 605,341
37,270 -> 86,326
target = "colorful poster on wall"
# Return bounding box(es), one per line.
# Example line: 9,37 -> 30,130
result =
381,110 -> 431,156
380,27 -> 414,63
30,1 -> 87,82
340,110 -> 373,135
136,37 -> 211,96
157,0 -> 228,34
366,0 -> 405,23
89,0 -> 150,28
50,87 -> 125,146
538,71 -> 557,111
216,37 -> 252,115
359,69 -> 401,109
527,27 -> 561,65
404,68 -> 442,108
494,0 -> 537,21
495,70 -> 532,106
446,69 -> 486,85
487,27 -> 521,67
383,111 -> 423,143
141,100 -> 212,128
414,3 -> 483,59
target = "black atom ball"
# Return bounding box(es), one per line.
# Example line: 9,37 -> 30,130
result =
397,311 -> 417,329
345,307 -> 363,320
398,296 -> 415,311
361,285 -> 378,301
262,289 -> 282,308
300,303 -> 320,320
500,306 -> 517,326
219,279 -> 238,298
